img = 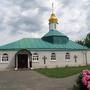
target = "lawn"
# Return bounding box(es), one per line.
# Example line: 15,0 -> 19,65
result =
35,66 -> 90,78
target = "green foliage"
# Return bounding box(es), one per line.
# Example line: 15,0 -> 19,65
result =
35,66 -> 90,78
84,33 -> 90,48
76,40 -> 84,46
76,33 -> 90,48
73,74 -> 87,90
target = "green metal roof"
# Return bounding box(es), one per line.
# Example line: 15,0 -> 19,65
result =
42,29 -> 66,37
0,38 -> 87,51
42,29 -> 69,44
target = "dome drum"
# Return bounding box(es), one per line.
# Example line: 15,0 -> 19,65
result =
42,35 -> 69,44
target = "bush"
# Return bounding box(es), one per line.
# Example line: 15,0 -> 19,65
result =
73,74 -> 87,90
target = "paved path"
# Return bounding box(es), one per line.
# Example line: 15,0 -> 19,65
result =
0,70 -> 79,90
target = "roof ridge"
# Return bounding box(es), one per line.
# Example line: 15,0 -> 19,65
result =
22,37 -> 40,39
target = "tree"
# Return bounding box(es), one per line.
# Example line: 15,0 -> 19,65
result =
76,40 -> 84,46
84,33 -> 90,48
76,33 -> 90,48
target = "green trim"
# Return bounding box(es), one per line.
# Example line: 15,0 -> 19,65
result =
0,48 -> 88,51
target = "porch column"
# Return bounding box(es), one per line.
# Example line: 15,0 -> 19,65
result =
15,55 -> 18,70
28,55 -> 30,69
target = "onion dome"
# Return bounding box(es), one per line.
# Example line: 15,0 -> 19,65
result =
49,13 -> 58,23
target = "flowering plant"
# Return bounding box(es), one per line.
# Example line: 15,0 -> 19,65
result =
81,70 -> 90,90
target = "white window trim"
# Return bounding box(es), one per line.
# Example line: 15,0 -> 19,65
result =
51,53 -> 56,61
32,53 -> 39,62
32,57 -> 39,60
50,60 -> 56,61
0,54 -> 9,64
32,60 -> 39,63
65,59 -> 70,62
32,57 -> 39,62
65,52 -> 70,62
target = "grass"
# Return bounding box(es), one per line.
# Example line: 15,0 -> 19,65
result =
35,65 -> 90,78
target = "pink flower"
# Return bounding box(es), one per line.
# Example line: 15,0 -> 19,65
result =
82,76 -> 88,85
87,81 -> 90,90
82,70 -> 88,75
82,75 -> 90,85
87,70 -> 90,75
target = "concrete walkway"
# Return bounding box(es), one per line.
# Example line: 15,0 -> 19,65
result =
0,70 -> 79,90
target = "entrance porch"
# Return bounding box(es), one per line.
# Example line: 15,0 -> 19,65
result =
15,49 -> 32,70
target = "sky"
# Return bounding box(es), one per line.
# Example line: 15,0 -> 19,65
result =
0,0 -> 89,45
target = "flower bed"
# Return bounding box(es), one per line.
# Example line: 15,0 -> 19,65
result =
81,70 -> 90,90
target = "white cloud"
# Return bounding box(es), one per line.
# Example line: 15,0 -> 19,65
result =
0,0 -> 89,45
57,0 -> 89,40
21,8 -> 39,17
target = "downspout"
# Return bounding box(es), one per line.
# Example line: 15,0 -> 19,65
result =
85,50 -> 88,65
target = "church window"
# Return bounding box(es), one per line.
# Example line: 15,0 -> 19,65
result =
51,53 -> 56,60
65,53 -> 70,61
32,53 -> 39,61
2,53 -> 8,62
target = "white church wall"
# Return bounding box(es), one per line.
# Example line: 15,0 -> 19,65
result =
0,51 -> 17,70
64,51 -> 86,67
0,50 -> 88,70
87,51 -> 90,65
31,51 -> 86,69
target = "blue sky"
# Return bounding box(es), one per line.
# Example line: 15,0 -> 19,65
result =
0,0 -> 89,45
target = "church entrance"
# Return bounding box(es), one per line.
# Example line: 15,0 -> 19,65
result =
18,54 -> 28,68
15,49 -> 32,70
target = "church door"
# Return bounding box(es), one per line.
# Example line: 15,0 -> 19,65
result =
18,54 -> 28,68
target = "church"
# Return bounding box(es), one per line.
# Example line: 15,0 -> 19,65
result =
0,7 -> 90,70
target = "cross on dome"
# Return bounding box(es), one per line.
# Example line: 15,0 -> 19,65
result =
49,2 -> 58,24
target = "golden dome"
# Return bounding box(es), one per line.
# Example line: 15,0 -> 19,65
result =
49,13 -> 58,23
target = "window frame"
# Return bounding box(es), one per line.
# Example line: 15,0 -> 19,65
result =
32,53 -> 39,62
50,53 -> 56,61
1,53 -> 9,63
65,52 -> 70,62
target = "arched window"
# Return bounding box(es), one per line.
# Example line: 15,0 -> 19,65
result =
32,53 -> 39,61
51,53 -> 56,60
65,53 -> 70,61
2,53 -> 8,62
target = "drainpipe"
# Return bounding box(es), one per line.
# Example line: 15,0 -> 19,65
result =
85,51 -> 88,65
83,41 -> 88,66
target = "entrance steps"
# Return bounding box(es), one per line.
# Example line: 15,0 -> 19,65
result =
14,68 -> 32,71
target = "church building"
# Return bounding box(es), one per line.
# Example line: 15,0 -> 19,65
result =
0,7 -> 89,70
